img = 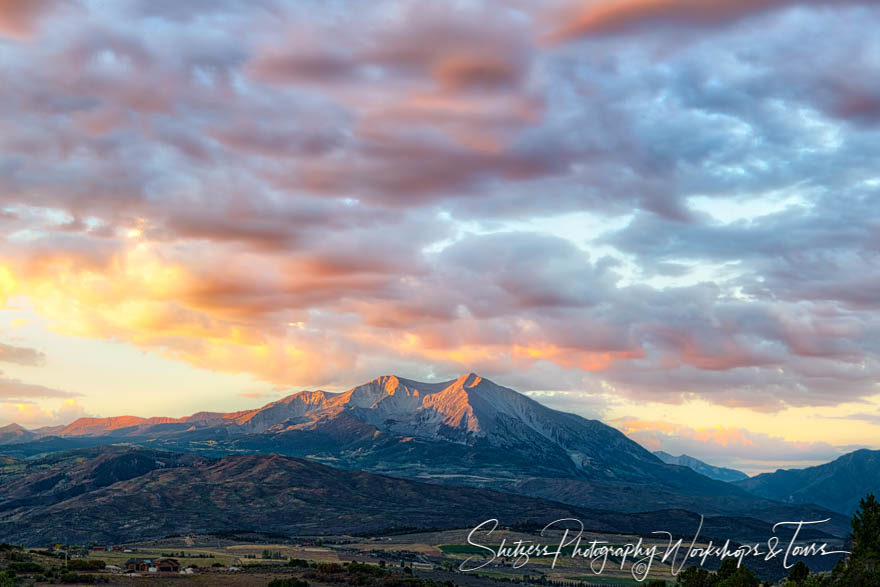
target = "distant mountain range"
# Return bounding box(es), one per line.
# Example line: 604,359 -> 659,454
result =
735,449 -> 880,516
0,446 -> 840,547
653,451 -> 749,482
0,423 -> 35,445
0,374 -> 859,536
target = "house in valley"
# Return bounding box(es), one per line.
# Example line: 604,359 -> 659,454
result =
124,558 -> 180,573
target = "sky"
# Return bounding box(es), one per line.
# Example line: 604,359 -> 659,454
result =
1,0 -> 879,474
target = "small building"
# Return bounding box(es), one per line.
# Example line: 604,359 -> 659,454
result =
125,558 -> 181,573
155,559 -> 181,573
92,545 -> 107,551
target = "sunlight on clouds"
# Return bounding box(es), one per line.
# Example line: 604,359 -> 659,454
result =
603,393 -> 880,472
0,304 -> 284,419
608,394 -> 880,445
693,426 -> 756,448
392,331 -> 639,372
512,344 -> 642,371
398,337 -> 505,365
0,244 -> 350,388
0,398 -> 90,428
687,192 -> 810,224
0,267 -> 14,306
611,415 -> 846,474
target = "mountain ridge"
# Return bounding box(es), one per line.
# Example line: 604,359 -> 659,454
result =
653,451 -> 750,482
14,373 -> 663,477
0,446 -> 842,547
734,448 -> 880,515
0,423 -> 35,444
0,374 -> 854,535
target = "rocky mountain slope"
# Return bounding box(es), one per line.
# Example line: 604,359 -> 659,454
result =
0,374 -> 852,534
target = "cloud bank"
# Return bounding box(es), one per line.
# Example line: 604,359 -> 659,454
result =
0,0 -> 879,422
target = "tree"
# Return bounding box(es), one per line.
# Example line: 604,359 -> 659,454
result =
715,567 -> 760,587
833,493 -> 880,585
678,558 -> 761,587
717,558 -> 740,580
852,494 -> 880,560
700,558 -> 760,587
787,561 -> 810,585
678,565 -> 712,587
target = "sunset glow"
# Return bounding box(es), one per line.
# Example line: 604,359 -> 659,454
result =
1,0 -> 879,474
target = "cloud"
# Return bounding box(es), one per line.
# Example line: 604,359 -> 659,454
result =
0,342 -> 45,366
545,0 -> 875,41
0,372 -> 78,400
237,389 -> 282,401
0,0 -> 65,40
829,412 -> 880,426
0,398 -> 90,428
0,0 -> 879,418
245,2 -> 556,204
615,416 -> 848,472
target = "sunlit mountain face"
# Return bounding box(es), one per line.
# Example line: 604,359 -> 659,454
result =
0,374 -> 857,537
0,0 -> 879,474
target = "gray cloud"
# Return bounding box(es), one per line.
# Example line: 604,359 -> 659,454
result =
0,373 -> 78,400
0,343 -> 46,366
829,413 -> 880,426
0,1 -> 879,411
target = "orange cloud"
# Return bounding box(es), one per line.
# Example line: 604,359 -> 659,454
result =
512,344 -> 642,371
611,415 -> 849,473
0,398 -> 89,427
616,417 -> 757,448
545,0 -> 830,41
693,426 -> 756,448
0,0 -> 63,40
0,244 -> 355,386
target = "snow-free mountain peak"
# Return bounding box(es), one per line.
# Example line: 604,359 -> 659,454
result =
0,422 -> 35,444
5,373 -> 660,480
0,375 -> 857,533
19,373 -> 626,449
0,423 -> 26,435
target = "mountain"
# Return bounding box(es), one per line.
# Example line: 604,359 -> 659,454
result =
735,449 -> 880,516
0,446 -> 838,547
0,374 -> 850,535
0,423 -> 35,444
3,374 -> 667,482
654,451 -> 749,482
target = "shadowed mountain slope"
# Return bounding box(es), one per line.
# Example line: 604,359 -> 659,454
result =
0,446 -> 840,547
735,449 -> 880,515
